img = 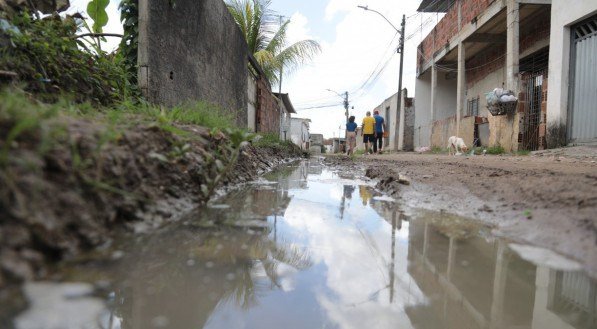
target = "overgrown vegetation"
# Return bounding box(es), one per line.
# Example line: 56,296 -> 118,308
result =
253,132 -> 303,153
486,145 -> 505,155
119,0 -> 139,85
0,12 -> 131,104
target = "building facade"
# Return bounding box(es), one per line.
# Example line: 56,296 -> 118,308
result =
414,0 -> 552,152
289,118 -> 311,150
546,0 -> 597,146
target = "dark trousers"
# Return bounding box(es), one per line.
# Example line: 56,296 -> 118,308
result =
373,133 -> 383,153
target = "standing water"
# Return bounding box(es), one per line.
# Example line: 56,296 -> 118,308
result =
11,159 -> 597,329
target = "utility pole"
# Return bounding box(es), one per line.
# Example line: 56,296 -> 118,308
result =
326,88 -> 350,123
357,6 -> 406,152
343,91 -> 349,123
395,14 -> 405,151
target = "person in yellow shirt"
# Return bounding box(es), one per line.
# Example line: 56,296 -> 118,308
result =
361,111 -> 375,154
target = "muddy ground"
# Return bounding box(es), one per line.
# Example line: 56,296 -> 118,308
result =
325,146 -> 597,278
0,115 -> 306,295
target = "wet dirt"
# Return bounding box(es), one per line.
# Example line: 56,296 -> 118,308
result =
0,115 -> 305,293
5,159 -> 596,329
324,149 -> 597,278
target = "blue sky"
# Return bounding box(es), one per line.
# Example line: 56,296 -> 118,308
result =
69,0 -> 440,138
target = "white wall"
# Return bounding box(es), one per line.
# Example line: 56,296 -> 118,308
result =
547,0 -> 597,128
435,69 -> 458,121
466,67 -> 506,118
414,70 -> 432,148
373,92 -> 398,150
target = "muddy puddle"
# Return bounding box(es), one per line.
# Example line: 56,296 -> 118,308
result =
8,159 -> 597,329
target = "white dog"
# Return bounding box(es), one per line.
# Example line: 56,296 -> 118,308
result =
447,136 -> 468,155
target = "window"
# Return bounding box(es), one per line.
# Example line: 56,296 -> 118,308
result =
467,96 -> 479,117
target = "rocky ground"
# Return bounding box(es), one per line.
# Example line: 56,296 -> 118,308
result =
325,146 -> 597,278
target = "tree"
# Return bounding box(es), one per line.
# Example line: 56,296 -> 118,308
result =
226,0 -> 321,86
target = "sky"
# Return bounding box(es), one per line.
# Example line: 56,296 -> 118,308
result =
68,0 -> 441,138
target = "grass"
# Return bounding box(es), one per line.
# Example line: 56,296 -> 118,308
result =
486,145 -> 505,155
253,133 -> 300,153
431,146 -> 446,154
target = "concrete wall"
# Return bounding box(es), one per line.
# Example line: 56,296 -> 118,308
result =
435,70 -> 458,121
290,118 -> 310,150
247,75 -> 257,132
373,93 -> 398,151
404,98 -> 416,151
414,70 -> 432,148
138,0 -> 248,125
547,0 -> 597,146
431,116 -> 475,149
466,68 -> 506,118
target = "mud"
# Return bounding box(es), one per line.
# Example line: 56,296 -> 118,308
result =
325,148 -> 597,278
0,115 -> 305,293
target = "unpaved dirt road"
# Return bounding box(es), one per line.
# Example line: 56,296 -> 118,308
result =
325,147 -> 597,277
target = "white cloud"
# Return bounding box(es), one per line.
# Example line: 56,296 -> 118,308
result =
280,0 -> 435,138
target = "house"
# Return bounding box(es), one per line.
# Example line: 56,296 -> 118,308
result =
273,92 -> 297,141
373,90 -> 416,151
414,0 -> 553,152
289,118 -> 311,150
309,133 -> 324,154
546,1 -> 597,146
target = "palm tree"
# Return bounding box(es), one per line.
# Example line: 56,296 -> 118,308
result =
226,0 -> 321,86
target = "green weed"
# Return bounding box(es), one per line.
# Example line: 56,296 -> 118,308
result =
486,145 -> 505,155
431,146 -> 446,154
516,149 -> 531,156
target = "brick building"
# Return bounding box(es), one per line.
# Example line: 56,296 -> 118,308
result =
414,0 -> 553,152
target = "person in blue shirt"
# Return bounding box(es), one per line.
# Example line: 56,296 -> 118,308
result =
373,110 -> 386,153
346,116 -> 357,155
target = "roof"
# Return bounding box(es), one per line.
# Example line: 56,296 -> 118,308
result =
417,0 -> 454,13
273,92 -> 296,114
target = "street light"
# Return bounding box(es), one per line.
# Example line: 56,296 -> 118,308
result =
357,5 -> 405,152
326,88 -> 350,123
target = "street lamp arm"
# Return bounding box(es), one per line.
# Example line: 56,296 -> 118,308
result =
326,88 -> 343,98
357,5 -> 400,34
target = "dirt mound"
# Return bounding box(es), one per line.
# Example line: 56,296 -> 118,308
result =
0,115 -> 305,290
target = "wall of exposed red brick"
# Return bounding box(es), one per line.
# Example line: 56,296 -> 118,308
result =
418,0 -> 496,71
255,76 -> 280,135
466,44 -> 506,88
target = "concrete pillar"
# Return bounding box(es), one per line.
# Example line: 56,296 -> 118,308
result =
456,42 -> 466,136
490,241 -> 509,329
431,65 -> 438,122
506,0 -> 520,92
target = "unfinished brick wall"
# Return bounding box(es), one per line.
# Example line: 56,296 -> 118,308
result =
417,0 -> 495,71
466,44 -> 506,88
255,76 -> 280,135
461,0 -> 494,26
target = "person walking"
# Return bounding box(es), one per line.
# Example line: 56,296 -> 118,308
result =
346,116 -> 357,155
361,111 -> 375,154
373,110 -> 386,154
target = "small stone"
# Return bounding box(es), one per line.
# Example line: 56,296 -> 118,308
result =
398,174 -> 411,185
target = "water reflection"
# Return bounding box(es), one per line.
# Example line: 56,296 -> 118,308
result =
20,159 -> 596,329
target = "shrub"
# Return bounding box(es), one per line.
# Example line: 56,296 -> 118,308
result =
0,13 -> 130,105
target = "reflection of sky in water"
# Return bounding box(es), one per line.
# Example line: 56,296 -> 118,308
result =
16,162 -> 595,329
205,166 -> 421,329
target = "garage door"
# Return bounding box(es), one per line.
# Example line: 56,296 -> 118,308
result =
570,16 -> 597,143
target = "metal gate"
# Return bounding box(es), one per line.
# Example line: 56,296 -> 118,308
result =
569,15 -> 597,143
520,71 -> 545,151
